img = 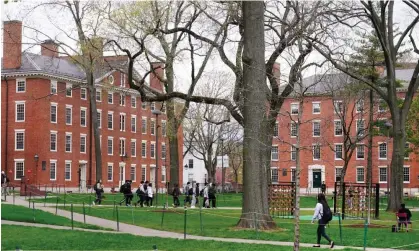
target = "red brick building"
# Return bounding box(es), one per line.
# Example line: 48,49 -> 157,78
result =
1,20 -> 183,191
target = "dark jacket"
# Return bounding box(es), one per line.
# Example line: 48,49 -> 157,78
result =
172,187 -> 180,197
398,208 -> 412,220
1,174 -> 6,184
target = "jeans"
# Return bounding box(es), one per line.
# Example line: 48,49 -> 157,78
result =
209,195 -> 216,208
94,192 -> 102,205
317,220 -> 331,244
173,196 -> 180,207
136,194 -> 145,207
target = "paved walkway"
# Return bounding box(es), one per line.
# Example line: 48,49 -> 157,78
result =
2,197 -> 416,251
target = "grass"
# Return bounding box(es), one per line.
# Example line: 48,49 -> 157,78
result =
1,225 -> 360,251
1,204 -> 111,231
63,205 -> 419,250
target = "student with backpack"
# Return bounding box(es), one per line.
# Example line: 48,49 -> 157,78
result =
93,180 -> 104,206
184,182 -> 192,207
311,193 -> 334,248
135,181 -> 146,207
172,183 -> 181,208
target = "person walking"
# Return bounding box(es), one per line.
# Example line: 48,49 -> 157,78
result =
191,182 -> 197,208
147,183 -> 154,207
195,183 -> 200,207
172,183 -> 181,208
321,181 -> 326,194
135,181 -> 146,207
93,180 -> 104,206
1,171 -> 8,198
209,183 -> 217,208
202,183 -> 209,208
311,193 -> 334,248
184,182 -> 191,207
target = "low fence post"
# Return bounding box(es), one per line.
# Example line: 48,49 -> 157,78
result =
116,206 -> 120,231
71,203 -> 74,230
131,206 -> 135,225
32,201 -> 35,223
363,218 -> 368,251
183,208 -> 187,239
199,205 -> 203,234
63,193 -> 66,209
44,185 -> 48,207
338,212 -> 343,245
83,202 -> 86,224
160,205 -> 165,228
29,192 -> 32,208
13,187 -> 15,205
253,212 -> 259,239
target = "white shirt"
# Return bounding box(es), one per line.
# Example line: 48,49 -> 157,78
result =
312,203 -> 323,221
147,186 -> 153,198
203,186 -> 209,198
139,185 -> 145,193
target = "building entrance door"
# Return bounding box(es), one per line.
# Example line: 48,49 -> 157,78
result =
312,170 -> 322,188
150,167 -> 156,190
119,165 -> 126,187
80,164 -> 87,192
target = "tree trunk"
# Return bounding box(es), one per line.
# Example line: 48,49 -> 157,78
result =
366,89 -> 374,222
168,133 -> 179,188
388,119 -> 405,211
236,1 -> 276,230
235,170 -> 239,193
293,100 -> 303,251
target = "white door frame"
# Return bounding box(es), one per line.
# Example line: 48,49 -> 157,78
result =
119,162 -> 126,187
150,165 -> 156,191
308,164 -> 325,191
79,161 -> 87,192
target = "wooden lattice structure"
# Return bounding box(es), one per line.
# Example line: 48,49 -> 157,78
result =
268,182 -> 296,217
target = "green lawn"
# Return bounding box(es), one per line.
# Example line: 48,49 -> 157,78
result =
1,204 -> 110,230
63,205 -> 419,250
1,225 -> 360,251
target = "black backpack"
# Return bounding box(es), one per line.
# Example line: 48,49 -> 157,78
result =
322,203 -> 333,223
188,187 -> 194,196
199,189 -> 204,197
120,184 -> 126,193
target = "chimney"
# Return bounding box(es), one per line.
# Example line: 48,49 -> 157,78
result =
41,40 -> 59,57
150,62 -> 164,91
3,20 -> 22,69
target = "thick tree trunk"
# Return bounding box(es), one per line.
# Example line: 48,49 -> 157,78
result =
366,89 -> 373,222
168,133 -> 179,188
293,101 -> 303,251
388,119 -> 405,211
236,1 -> 276,230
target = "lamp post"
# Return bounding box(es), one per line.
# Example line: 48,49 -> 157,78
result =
152,109 -> 162,207
34,154 -> 39,185
184,164 -> 189,186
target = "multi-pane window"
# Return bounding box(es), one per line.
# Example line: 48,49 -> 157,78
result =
50,103 -> 57,123
313,144 -> 321,160
356,167 -> 365,183
108,92 -> 113,104
161,166 -> 166,183
291,145 -> 296,161
15,130 -> 24,150
80,134 -> 86,153
273,122 -> 279,137
80,108 -> 87,127
119,138 -> 126,156
356,99 -> 364,113
107,164 -> 113,181
162,144 -> 166,159
291,168 -> 296,182
142,118 -> 147,134
119,94 -> 125,106
50,132 -> 57,151
131,116 -> 136,132
334,120 -> 343,136
403,167 -> 410,183
335,167 -> 343,182
50,161 -> 57,180
151,119 -> 156,135
150,142 -> 156,158
291,103 -> 299,115
50,80 -> 57,94
130,164 -> 136,181
162,121 -> 167,136
65,161 -> 71,180
65,106 -> 72,125
356,144 -> 365,159
405,143 -> 410,159
108,112 -> 113,130
119,113 -> 126,132
131,140 -> 136,157
142,102 -> 147,110
151,102 -> 156,111
379,143 -> 387,159
189,159 -> 194,169
271,168 -> 279,183
334,100 -> 343,113
378,99 -> 387,112
80,88 -> 87,100
271,146 -> 279,160
15,161 -> 24,180
16,78 -> 26,92
141,141 -> 147,158
290,122 -> 298,137
141,166 -> 146,182
356,120 -> 365,137
335,144 -> 343,159
66,83 -> 72,97
107,137 -> 113,155
65,133 -> 72,152
120,73 -> 125,87
16,102 -> 25,122
131,96 -> 136,108
312,102 -> 321,114
96,110 -> 102,129
96,89 -> 101,102
313,121 -> 321,137
379,167 -> 387,183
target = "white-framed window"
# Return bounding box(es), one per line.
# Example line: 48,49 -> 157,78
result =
335,167 -> 343,182
291,145 -> 296,161
334,100 -> 343,114
107,137 -> 113,155
15,129 -> 25,151
403,166 -> 410,183
80,134 -> 87,153
119,113 -> 126,132
96,109 -> 102,129
131,115 -> 137,133
291,167 -> 296,182
356,119 -> 365,137
162,143 -> 166,159
151,102 -> 156,111
312,102 -> 321,114
290,122 -> 298,137
356,167 -> 365,183
131,96 -> 136,108
273,121 -> 279,137
151,119 -> 156,135
334,120 -> 343,136
312,144 -> 321,160
379,167 -> 387,183
15,101 -> 25,122
131,139 -> 136,157
130,164 -> 136,182
356,144 -> 365,159
162,120 -> 167,136
141,165 -> 146,182
96,89 -> 101,102
313,121 -> 321,137
161,166 -> 166,183
271,146 -> 279,161
379,142 -> 387,159
188,159 -> 194,169
378,99 -> 387,113
150,142 -> 156,159
16,78 -> 26,93
405,142 -> 410,159
66,83 -> 72,97
120,73 -> 126,87
107,163 -> 113,181
14,160 -> 24,180
356,99 -> 364,113
50,131 -> 57,152
107,112 -> 113,130
65,105 -> 72,125
65,161 -> 71,181
119,93 -> 125,106
335,144 -> 343,160
141,102 -> 147,110
108,92 -> 113,104
50,80 -> 57,94
142,118 -> 147,134
50,160 -> 57,181
50,103 -> 58,123
141,141 -> 147,158
80,107 -> 87,127
271,168 -> 279,183
80,88 -> 87,100
119,138 -> 126,156
291,103 -> 299,115
65,133 -> 72,153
